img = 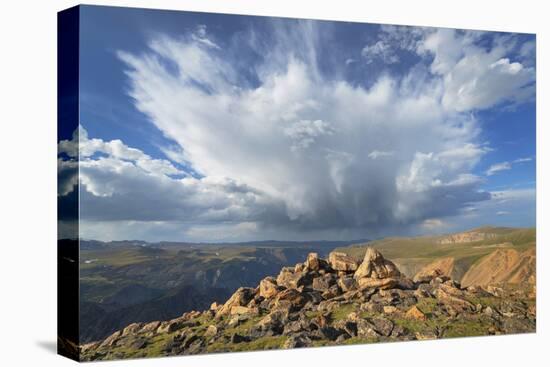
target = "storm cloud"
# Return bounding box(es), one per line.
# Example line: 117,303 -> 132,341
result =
60,21 -> 535,241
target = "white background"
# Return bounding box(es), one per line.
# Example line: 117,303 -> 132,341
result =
0,0 -> 547,366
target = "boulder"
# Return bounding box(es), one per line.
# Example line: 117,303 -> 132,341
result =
157,320 -> 187,333
273,288 -> 307,312
121,322 -> 142,336
140,321 -> 161,334
305,252 -> 321,271
371,318 -> 394,337
312,273 -> 337,292
357,277 -> 398,290
230,305 -> 259,316
259,277 -> 279,299
276,267 -> 312,289
256,309 -> 288,334
283,333 -> 312,348
435,288 -> 475,312
216,287 -> 256,317
204,325 -> 219,337
99,331 -> 121,348
354,247 -> 401,280
356,319 -> 379,338
396,277 -> 416,290
405,305 -> 426,320
328,252 -> 359,272
321,284 -> 342,299
130,339 -> 147,350
338,276 -> 357,292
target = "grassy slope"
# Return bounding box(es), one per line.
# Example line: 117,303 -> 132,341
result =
337,227 -> 535,279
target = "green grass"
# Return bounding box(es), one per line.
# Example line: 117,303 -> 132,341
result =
393,317 -> 439,335
443,317 -> 494,338
415,297 -> 439,316
330,304 -> 359,321
222,315 -> 263,337
207,336 -> 286,353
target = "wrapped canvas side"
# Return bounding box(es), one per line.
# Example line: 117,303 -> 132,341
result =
57,5 -> 80,362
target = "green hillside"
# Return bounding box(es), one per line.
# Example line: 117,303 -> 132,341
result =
337,227 -> 535,279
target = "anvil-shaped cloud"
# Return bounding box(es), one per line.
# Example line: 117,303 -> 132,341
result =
60,21 -> 535,241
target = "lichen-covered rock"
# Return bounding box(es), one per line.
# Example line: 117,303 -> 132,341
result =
276,267 -> 312,289
312,273 -> 337,292
216,287 -> 256,317
357,277 -> 398,290
354,247 -> 401,280
305,252 -> 321,271
259,276 -> 279,299
273,288 -> 308,312
204,325 -> 219,337
328,252 -> 359,272
337,276 -> 357,292
405,305 -> 426,320
121,323 -> 142,336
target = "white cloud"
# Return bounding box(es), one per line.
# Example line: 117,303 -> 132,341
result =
283,119 -> 335,152
485,155 -> 534,176
418,29 -> 535,111
58,128 -> 283,227
513,157 -> 533,163
486,162 -> 512,176
490,188 -> 536,202
113,23 -> 499,240
59,23 -> 535,241
361,40 -> 400,64
361,25 -> 426,65
191,24 -> 220,49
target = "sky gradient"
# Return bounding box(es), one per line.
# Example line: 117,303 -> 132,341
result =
58,5 -> 536,242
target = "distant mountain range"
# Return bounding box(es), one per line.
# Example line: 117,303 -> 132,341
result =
77,239 -> 363,342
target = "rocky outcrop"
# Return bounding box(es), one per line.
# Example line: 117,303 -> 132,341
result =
354,247 -> 401,279
328,252 -> 359,272
215,287 -> 255,317
82,249 -> 536,361
437,230 -> 497,244
353,248 -> 407,291
259,277 -> 280,299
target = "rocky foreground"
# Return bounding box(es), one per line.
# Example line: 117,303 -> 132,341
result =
81,248 -> 536,361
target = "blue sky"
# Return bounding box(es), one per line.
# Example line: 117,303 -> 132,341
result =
58,5 -> 536,242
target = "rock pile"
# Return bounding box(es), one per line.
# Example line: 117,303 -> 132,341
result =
81,248 -> 536,361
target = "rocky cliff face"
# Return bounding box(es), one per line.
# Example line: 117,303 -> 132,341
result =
437,230 -> 498,244
81,249 -> 536,361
